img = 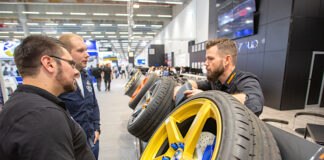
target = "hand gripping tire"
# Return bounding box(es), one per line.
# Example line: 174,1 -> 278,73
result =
129,73 -> 159,110
140,91 -> 281,160
127,77 -> 176,142
124,71 -> 145,97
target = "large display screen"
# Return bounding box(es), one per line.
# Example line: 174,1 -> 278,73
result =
217,0 -> 256,39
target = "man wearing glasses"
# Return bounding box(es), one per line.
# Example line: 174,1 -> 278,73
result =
59,34 -> 101,159
0,35 -> 95,160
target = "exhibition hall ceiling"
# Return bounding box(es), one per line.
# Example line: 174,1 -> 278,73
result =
0,0 -> 188,57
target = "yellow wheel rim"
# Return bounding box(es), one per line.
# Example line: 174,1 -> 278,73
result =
141,98 -> 222,160
125,71 -> 139,91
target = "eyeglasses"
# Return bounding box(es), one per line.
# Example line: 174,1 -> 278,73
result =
49,55 -> 76,69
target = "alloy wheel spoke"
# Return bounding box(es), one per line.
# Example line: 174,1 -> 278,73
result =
183,101 -> 212,157
165,116 -> 184,144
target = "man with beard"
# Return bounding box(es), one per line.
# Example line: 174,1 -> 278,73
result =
59,34 -> 101,159
174,38 -> 264,116
0,35 -> 95,160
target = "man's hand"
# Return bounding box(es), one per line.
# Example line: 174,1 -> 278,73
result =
232,93 -> 246,104
183,88 -> 203,98
93,131 -> 100,144
173,85 -> 181,101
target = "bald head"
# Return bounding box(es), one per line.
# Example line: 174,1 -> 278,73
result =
59,34 -> 83,52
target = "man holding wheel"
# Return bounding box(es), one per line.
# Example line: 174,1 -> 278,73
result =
174,38 -> 264,116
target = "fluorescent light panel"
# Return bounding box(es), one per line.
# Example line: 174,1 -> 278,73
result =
62,32 -> 73,34
95,36 -> 104,38
91,32 -> 101,34
45,23 -> 58,26
4,22 -> 18,25
46,12 -> 63,15
82,24 -> 95,26
70,12 -> 86,15
108,36 -> 117,38
119,32 -> 128,34
105,32 -> 115,34
158,15 -> 172,18
115,13 -> 128,16
76,32 -> 87,34
22,11 -> 39,14
0,32 -> 9,34
136,14 -> 151,17
27,23 -> 38,26
165,1 -> 183,4
100,24 -> 112,26
0,11 -> 13,14
63,23 -> 77,26
30,32 -> 41,34
117,24 -> 128,27
93,13 -> 109,16
45,31 -> 57,34
151,25 -> 162,27
14,32 -> 24,34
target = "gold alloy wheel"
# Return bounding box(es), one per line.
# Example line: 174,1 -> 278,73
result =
125,71 -> 139,91
141,98 -> 222,160
130,75 -> 151,102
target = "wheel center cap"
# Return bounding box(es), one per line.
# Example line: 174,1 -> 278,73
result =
171,150 -> 182,160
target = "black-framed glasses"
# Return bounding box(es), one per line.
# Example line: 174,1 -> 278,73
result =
49,55 -> 76,69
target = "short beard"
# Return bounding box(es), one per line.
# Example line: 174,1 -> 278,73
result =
56,65 -> 77,93
207,65 -> 224,82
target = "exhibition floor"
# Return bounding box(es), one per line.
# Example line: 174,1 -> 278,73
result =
95,78 -> 324,160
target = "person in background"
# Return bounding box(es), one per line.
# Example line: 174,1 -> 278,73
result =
0,35 -> 95,160
114,66 -> 119,79
120,64 -> 126,79
180,66 -> 186,74
103,63 -> 113,91
9,67 -> 16,76
2,67 -> 8,76
92,64 -> 103,91
58,34 -> 101,159
173,38 -> 264,116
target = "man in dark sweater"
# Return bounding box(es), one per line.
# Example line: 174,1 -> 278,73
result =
174,38 -> 264,116
92,64 -> 103,91
0,35 -> 95,160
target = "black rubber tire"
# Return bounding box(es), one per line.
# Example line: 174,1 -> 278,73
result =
143,91 -> 281,160
127,77 -> 175,142
128,73 -> 159,110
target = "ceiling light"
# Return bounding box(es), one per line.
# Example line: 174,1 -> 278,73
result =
82,36 -> 92,38
115,14 -> 128,16
0,32 -> 9,34
111,40 -> 119,42
45,31 -> 57,34
118,24 -> 128,27
95,36 -> 104,38
76,32 -> 87,34
147,32 -> 156,34
4,22 -> 18,25
45,23 -> 58,26
133,4 -> 140,8
0,36 -> 9,38
13,32 -> 24,34
82,24 -> 95,26
46,12 -> 63,15
27,23 -> 39,26
120,36 -> 128,38
93,13 -> 109,16
62,32 -> 73,34
133,36 -> 142,38
133,32 -> 143,34
14,36 -> 24,38
100,40 -> 108,42
136,14 -> 151,17
22,11 -> 39,14
91,32 -> 101,34
108,36 -> 117,38
70,12 -> 86,15
158,15 -> 172,18
139,0 -> 157,3
134,24 -> 146,28
100,24 -> 112,27
151,25 -> 162,28
105,32 -> 115,34
145,36 -> 153,38
165,1 -> 183,4
0,11 -> 13,14
63,23 -> 77,26
119,32 -> 128,34
30,32 -> 41,34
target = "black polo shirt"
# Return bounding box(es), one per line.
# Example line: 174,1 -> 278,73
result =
0,85 -> 95,160
196,69 -> 264,116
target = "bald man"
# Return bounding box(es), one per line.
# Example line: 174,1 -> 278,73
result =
58,34 -> 101,159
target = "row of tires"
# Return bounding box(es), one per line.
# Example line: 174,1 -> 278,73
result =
124,70 -> 282,160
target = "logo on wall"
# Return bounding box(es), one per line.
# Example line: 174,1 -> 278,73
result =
236,38 -> 265,53
0,41 -> 20,59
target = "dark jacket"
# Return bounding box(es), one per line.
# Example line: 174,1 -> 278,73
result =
0,84 -> 95,160
91,67 -> 102,79
197,69 -> 264,116
59,70 -> 101,138
103,67 -> 112,81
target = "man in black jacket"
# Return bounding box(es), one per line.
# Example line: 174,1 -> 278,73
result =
0,35 -> 95,160
174,38 -> 264,116
92,64 -> 103,91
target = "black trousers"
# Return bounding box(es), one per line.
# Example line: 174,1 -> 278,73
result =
104,78 -> 111,91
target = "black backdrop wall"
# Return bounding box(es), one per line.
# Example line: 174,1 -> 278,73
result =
208,0 -> 324,110
148,44 -> 166,67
